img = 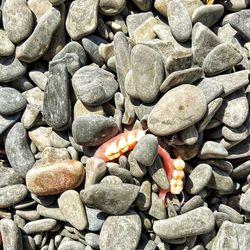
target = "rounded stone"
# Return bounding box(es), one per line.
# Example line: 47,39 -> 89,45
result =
148,84 -> 207,136
0,29 -> 15,56
99,0 -> 126,15
0,166 -> 24,188
22,219 -> 57,234
85,206 -> 107,232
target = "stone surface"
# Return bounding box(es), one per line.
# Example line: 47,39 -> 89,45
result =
199,141 -> 228,159
148,85 -> 207,136
0,29 -> 15,56
22,219 -> 57,234
222,125 -> 248,142
58,241 -> 85,250
85,206 -> 106,232
21,104 -> 40,129
66,0 -> 99,40
0,165 -> 24,188
231,160 -> 250,179
80,183 -> 139,215
181,195 -> 204,214
99,210 -> 141,250
37,204 -> 67,221
22,87 -> 44,111
26,160 -> 85,195
99,0 -> 126,16
0,112 -> 21,136
149,192 -> 167,220
180,125 -> 199,145
239,188 -> 250,212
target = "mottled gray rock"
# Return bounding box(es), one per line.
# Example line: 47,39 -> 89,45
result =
206,159 -> 233,174
180,125 -> 199,145
199,141 -> 228,159
229,10 -> 250,41
160,67 -> 204,93
192,4 -> 224,27
233,222 -> 250,250
220,0 -> 248,11
108,165 -> 134,183
72,66 -> 118,106
72,114 -> 118,146
181,195 -> 204,213
0,165 -> 24,188
148,85 -> 207,136
16,8 -> 61,63
22,87 -> 44,111
0,29 -> 15,56
37,204 -> 67,222
2,0 -> 33,43
239,188 -> 250,212
58,241 -> 85,250
0,184 -> 28,208
80,183 -> 139,215
231,160 -> 250,179
0,56 -> 26,83
153,207 -> 215,240
215,88 -> 249,128
186,164 -> 213,194
0,112 -> 21,136
0,87 -> 26,115
23,219 -> 57,234
149,192 -> 167,220
130,44 -> 164,103
66,0 -> 98,40
58,190 -> 87,231
21,104 -> 40,129
15,210 -> 40,221
167,0 -> 192,42
136,180 -> 151,211
99,0 -> 126,15
218,204 -> 243,224
99,210 -> 141,250
85,206 -> 106,232
203,43 -> 243,76
0,218 -> 23,250
5,122 -> 35,177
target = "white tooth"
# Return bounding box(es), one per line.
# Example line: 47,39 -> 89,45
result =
176,179 -> 183,186
170,179 -> 177,186
105,144 -> 119,158
118,138 -> 128,152
175,186 -> 183,194
173,159 -> 185,170
127,133 -> 136,146
136,130 -> 146,141
170,186 -> 179,195
172,170 -> 180,179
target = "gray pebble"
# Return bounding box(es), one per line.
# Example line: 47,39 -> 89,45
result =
31,194 -> 56,206
23,219 -> 57,234
0,165 -> 24,188
0,112 -> 21,136
29,71 -> 48,91
108,165 -> 134,183
23,235 -> 36,250
58,240 -> 85,250
214,211 -> 230,228
99,0 -> 126,15
136,180 -> 151,211
49,130 -> 70,148
222,125 -> 248,142
199,141 -> 228,159
0,29 -> 15,56
180,125 -> 199,145
206,159 -> 233,174
85,233 -> 99,249
149,192 -> 167,220
85,206 -> 106,232
16,210 -> 40,221
128,152 -> 147,178
22,87 -> 44,111
239,188 -> 250,212
181,195 -> 204,213
227,137 -> 250,159
218,204 -> 243,224
231,160 -> 250,179
21,104 -> 40,129
131,0 -> 153,11
37,204 -> 67,222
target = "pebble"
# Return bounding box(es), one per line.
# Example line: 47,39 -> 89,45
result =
16,8 -> 61,63
148,85 -> 207,136
66,0 -> 98,40
0,184 -> 28,208
167,0 -> 192,42
231,160 -> 250,179
22,87 -> 44,111
180,125 -> 199,145
136,180 -> 151,211
0,112 -> 21,135
181,195 -> 204,214
21,104 -> 40,129
218,204 -> 243,224
5,122 -> 35,177
49,131 -> 70,148
153,207 -> 215,240
0,218 -> 23,249
80,183 -> 139,215
128,152 -> 147,178
23,235 -> 36,250
72,114 -> 118,146
85,206 -> 106,232
0,29 -> 15,56
149,192 -> 167,220
58,190 -> 87,231
206,159 -> 233,174
192,4 -> 224,27
58,241 -> 85,250
26,160 -> 85,195
0,165 -> 23,188
99,210 -> 141,250
99,0 -> 125,16
186,164 -> 213,194
199,141 -> 228,159
29,71 -> 48,91
108,164 -> 134,183
37,204 -> 67,222
23,219 -> 57,234
15,210 -> 40,221
222,125 -> 248,142
85,233 -> 99,249
72,65 -> 118,106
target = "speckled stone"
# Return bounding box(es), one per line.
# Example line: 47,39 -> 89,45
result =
99,0 -> 126,15
0,165 -> 24,188
22,219 -> 57,234
0,29 -> 15,56
239,188 -> 250,212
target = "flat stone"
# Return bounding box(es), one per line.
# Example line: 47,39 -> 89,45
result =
222,125 -> 248,142
0,112 -> 21,135
149,193 -> 167,220
160,67 -> 204,93
182,0 -> 204,17
128,152 -> 147,178
108,165 -> 134,183
0,219 -> 23,249
22,87 -> 44,111
99,210 -> 141,250
58,241 -> 85,250
186,164 -> 213,194
72,66 -> 118,106
227,137 -> 250,159
203,43 -> 243,76
231,160 -> 250,179
49,131 -> 70,148
29,71 -> 47,91
5,122 -> 35,177
0,29 -> 15,56
37,204 -> 66,221
0,87 -> 26,115
0,165 -> 24,188
192,4 -> 224,27
99,0 -> 125,15
23,219 -> 57,234
58,190 -> 87,231
39,147 -> 70,164
229,10 -> 250,41
21,104 -> 40,129
2,0 -> 33,43
215,88 -> 249,128
85,206 -> 106,232
16,8 -> 61,63
199,141 -> 228,159
26,160 -> 85,195
0,184 -> 28,208
167,0 -> 192,42
218,204 -> 243,224
136,180 -> 151,211
80,183 -> 139,215
154,0 -> 168,17
239,188 -> 250,212
27,0 -> 52,20
15,210 -> 40,221
181,195 -> 204,214
72,114 -> 118,146
233,222 -> 250,249
85,233 -> 99,249
148,84 -> 207,136
179,125 -> 199,145
153,207 -> 215,240
66,0 -> 98,40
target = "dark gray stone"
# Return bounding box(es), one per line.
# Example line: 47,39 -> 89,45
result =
136,180 -> 151,211
199,141 -> 228,159
218,204 -> 243,224
22,219 -> 57,234
222,125 -> 248,142
131,0 -> 153,11
0,112 -> 21,135
108,165 -> 134,183
0,165 -> 24,188
149,192 -> 167,220
180,125 -> 199,145
227,137 -> 250,159
128,151 -> 147,178
231,160 -> 250,179
85,206 -> 107,232
181,195 -> 204,213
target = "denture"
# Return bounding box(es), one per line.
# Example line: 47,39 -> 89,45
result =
94,129 -> 185,204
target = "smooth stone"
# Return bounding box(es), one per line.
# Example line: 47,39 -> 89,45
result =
227,137 -> 250,159
5,122 -> 35,177
131,0 -> 153,11
181,195 -> 204,213
23,219 -> 57,234
0,56 -> 26,83
160,67 -> 204,93
85,233 -> 99,249
199,141 -> 228,159
2,0 -> 33,43
222,125 -> 248,142
16,8 -> 61,63
233,222 -> 250,250
203,43 -> 243,76
154,0 -> 168,17
31,194 -> 55,207
229,10 -> 250,41
72,66 -> 118,106
206,159 -> 233,174
26,160 -> 85,195
186,164 -> 213,194
39,147 -> 70,165
220,0 -> 248,11
128,152 -> 147,178
0,29 -> 15,56
0,165 -> 24,188
179,125 -> 199,145
136,180 -> 151,211
197,78 -> 224,104
23,235 -> 36,250
58,241 -> 85,250
231,160 -> 250,179
148,85 -> 207,136
130,44 -> 164,103
153,207 -> 215,240
99,0 -> 125,15
98,43 -> 114,62
49,131 -> 70,148
72,114 -> 118,146
43,63 -> 71,131
27,0 -> 52,20
80,183 -> 139,215
0,112 -> 21,135
167,0 -> 192,42
99,210 -> 141,250
15,210 -> 40,221
37,204 -> 66,221
218,204 -> 243,224
239,188 -> 250,212
66,0 -> 98,40
85,206 -> 106,232
100,175 -> 122,184
108,165 -> 134,184
21,104 -> 40,129
149,193 -> 167,220
215,88 -> 249,128
29,71 -> 47,91
214,211 -> 230,228
0,218 -> 23,249
192,4 -> 224,27
192,22 -> 222,66
22,87 -> 44,111
58,190 -> 87,231
0,87 -> 26,115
